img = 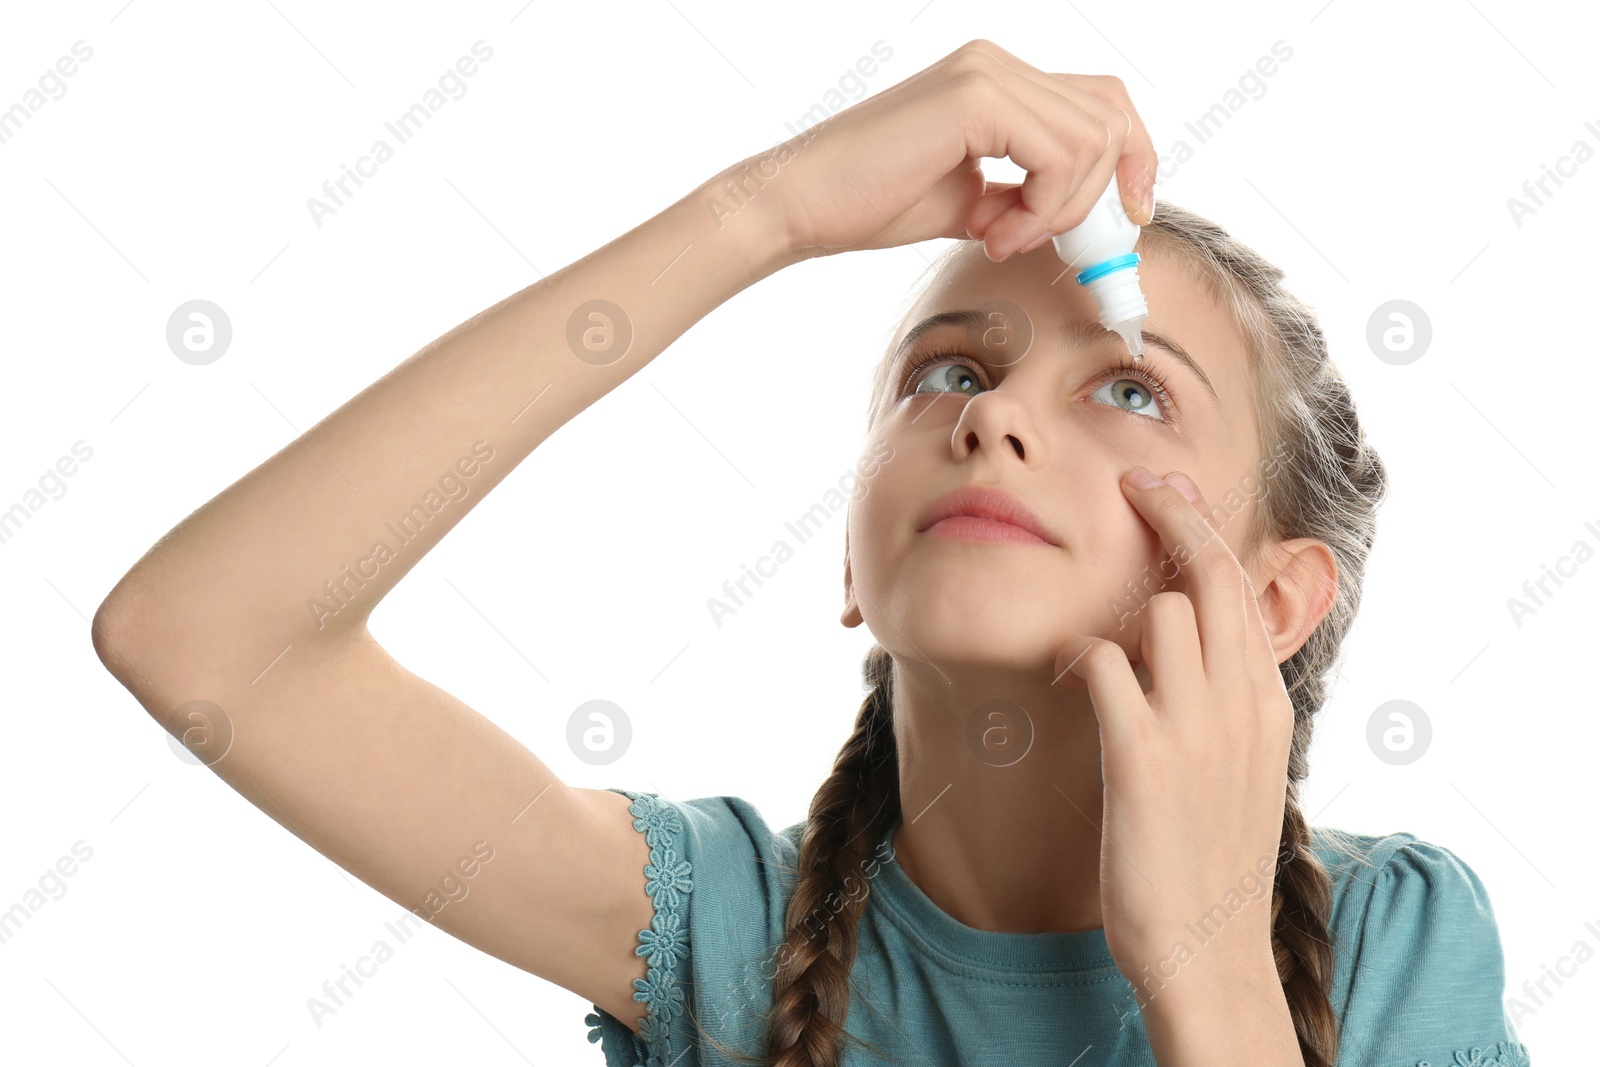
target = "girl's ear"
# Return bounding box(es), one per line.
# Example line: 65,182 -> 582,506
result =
841,530 -> 864,628
1254,537 -> 1338,664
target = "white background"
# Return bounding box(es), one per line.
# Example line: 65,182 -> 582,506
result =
1,0 -> 1595,1063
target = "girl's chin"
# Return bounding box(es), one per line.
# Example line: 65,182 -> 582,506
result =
881,608 -> 1143,667
886,625 -> 1062,670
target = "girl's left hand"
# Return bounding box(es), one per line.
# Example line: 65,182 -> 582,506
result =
1052,465 -> 1294,987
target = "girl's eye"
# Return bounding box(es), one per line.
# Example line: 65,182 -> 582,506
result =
1088,375 -> 1167,421
901,348 -> 1176,422
904,355 -> 985,399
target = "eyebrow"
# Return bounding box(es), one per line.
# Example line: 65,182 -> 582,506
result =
893,309 -> 1220,406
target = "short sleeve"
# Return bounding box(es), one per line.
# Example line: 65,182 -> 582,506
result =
1331,835 -> 1532,1067
583,789 -> 798,1067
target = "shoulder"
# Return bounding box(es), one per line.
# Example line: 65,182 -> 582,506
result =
604,788 -> 804,886
1308,826 -> 1533,1066
1311,826 -> 1504,956
605,788 -> 807,980
586,789 -> 807,1067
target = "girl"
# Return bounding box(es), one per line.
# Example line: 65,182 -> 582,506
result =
93,40 -> 1527,1067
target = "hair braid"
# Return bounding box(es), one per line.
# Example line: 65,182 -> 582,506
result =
699,645 -> 901,1066
1273,789 -> 1339,1066
765,645 -> 900,1066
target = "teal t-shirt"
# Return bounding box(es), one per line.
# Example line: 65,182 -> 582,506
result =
583,789 -> 1530,1067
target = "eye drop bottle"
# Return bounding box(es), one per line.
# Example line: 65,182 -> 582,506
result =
1051,177 -> 1149,358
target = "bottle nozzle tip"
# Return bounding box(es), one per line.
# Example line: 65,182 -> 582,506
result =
1114,323 -> 1145,358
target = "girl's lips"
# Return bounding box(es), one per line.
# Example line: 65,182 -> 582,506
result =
917,484 -> 1060,545
922,515 -> 1054,546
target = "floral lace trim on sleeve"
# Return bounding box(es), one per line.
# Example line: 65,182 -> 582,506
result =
584,789 -> 693,1067
1416,1040 -> 1531,1066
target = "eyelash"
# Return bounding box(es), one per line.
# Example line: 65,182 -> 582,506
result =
898,345 -> 1178,420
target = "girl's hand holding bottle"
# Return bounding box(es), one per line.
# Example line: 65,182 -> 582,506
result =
737,38 -> 1158,264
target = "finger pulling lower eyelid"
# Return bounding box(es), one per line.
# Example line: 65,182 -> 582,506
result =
1166,471 -> 1201,503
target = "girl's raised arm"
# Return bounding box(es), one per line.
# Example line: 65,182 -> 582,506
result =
95,163 -> 796,652
90,160 -> 797,1031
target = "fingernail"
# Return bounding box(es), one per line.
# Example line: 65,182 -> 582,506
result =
1127,465 -> 1164,489
1019,231 -> 1052,254
1166,471 -> 1200,502
1129,166 -> 1155,226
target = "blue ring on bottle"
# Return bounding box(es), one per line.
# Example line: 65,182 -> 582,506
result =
1076,252 -> 1140,286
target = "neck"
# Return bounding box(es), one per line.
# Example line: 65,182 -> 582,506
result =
886,654 -> 1127,934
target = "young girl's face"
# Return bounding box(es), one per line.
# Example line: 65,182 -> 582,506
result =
842,242 -> 1272,677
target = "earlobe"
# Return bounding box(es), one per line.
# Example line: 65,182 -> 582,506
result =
840,534 -> 863,628
1257,538 -> 1339,664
